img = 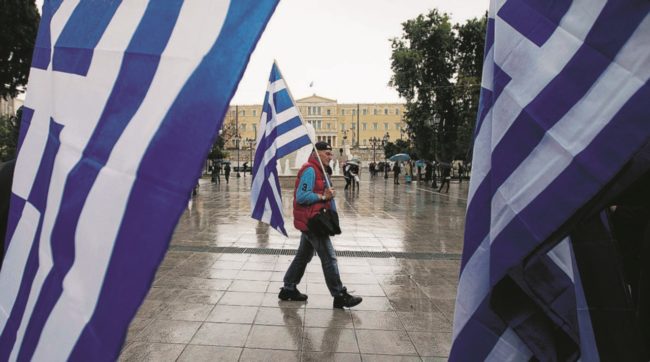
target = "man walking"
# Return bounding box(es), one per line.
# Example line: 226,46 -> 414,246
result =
279,141 -> 363,309
224,163 -> 231,184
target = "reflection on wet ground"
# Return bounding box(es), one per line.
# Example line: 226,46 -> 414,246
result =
120,172 -> 468,361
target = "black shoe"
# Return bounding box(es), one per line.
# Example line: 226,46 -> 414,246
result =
279,287 -> 308,301
333,291 -> 362,309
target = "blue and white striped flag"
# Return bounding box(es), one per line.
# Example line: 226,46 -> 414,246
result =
452,0 -> 650,360
0,0 -> 278,360
251,62 -> 312,236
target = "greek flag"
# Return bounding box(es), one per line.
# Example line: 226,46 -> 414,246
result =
452,0 -> 650,360
251,62 -> 312,236
0,0 -> 278,360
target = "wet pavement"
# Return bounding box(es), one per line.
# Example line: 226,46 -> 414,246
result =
120,171 -> 469,361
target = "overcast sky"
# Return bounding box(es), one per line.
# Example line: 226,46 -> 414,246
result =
34,0 -> 488,104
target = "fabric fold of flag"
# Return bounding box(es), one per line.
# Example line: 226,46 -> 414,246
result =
0,0 -> 279,360
452,0 -> 650,360
251,62 -> 312,236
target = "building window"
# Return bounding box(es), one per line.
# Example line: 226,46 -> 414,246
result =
326,123 -> 331,129
253,110 -> 257,116
352,109 -> 356,116
362,123 -> 367,130
341,109 -> 345,115
373,123 -> 378,130
384,108 -> 388,115
384,123 -> 389,130
373,109 -> 378,115
341,123 -> 346,130
395,123 -> 401,130
395,108 -> 400,115
242,110 -> 246,116
327,109 -> 331,116
352,123 -> 356,130
362,109 -> 367,115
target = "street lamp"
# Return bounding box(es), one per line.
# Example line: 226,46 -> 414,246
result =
246,137 -> 255,173
234,134 -> 241,177
382,132 -> 390,179
431,115 -> 441,188
369,136 -> 380,163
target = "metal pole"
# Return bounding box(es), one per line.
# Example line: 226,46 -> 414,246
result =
236,105 -> 240,177
356,103 -> 360,147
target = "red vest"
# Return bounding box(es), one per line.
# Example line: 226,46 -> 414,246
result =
293,155 -> 331,231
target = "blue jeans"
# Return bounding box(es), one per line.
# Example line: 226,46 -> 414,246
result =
283,232 -> 345,296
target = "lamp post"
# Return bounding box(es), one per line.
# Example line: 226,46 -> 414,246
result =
370,136 -> 379,163
431,115 -> 441,188
382,132 -> 390,179
246,137 -> 255,172
234,134 -> 241,177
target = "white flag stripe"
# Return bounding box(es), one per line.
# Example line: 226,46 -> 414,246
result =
33,2 -> 230,358
9,143 -> 80,361
485,328 -> 533,362
452,235 -> 491,339
0,204 -> 40,332
547,238 -> 574,282
275,106 -> 300,126
277,124 -> 309,148
269,78 -> 287,93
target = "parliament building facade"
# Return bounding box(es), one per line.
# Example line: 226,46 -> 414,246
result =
221,94 -> 407,162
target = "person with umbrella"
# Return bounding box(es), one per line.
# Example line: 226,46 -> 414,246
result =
389,153 -> 410,185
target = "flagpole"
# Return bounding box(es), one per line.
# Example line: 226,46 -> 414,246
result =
273,60 -> 333,189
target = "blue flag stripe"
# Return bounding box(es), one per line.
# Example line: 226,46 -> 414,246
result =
52,0 -> 121,76
31,0 -> 64,70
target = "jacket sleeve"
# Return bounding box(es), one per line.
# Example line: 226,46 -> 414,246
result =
296,167 -> 321,205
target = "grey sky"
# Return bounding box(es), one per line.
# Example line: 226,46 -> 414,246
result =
33,0 -> 488,103
234,0 -> 488,104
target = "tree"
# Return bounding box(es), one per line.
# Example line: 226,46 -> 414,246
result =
0,0 -> 40,100
0,107 -> 21,161
207,136 -> 228,160
390,9 -> 457,162
390,10 -> 486,162
383,139 -> 411,159
454,15 -> 487,160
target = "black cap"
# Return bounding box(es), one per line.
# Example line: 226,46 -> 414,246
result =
315,141 -> 332,151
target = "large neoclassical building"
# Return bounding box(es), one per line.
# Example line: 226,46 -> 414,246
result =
221,94 -> 406,161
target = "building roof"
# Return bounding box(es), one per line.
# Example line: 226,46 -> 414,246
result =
295,94 -> 337,104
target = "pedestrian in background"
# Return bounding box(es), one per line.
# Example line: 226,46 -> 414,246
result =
224,163 -> 231,184
393,162 -> 401,185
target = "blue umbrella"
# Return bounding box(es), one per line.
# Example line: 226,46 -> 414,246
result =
415,160 -> 426,167
389,153 -> 410,162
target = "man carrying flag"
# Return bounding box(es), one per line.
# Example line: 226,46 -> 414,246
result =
250,63 -> 361,308
280,141 -> 362,308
